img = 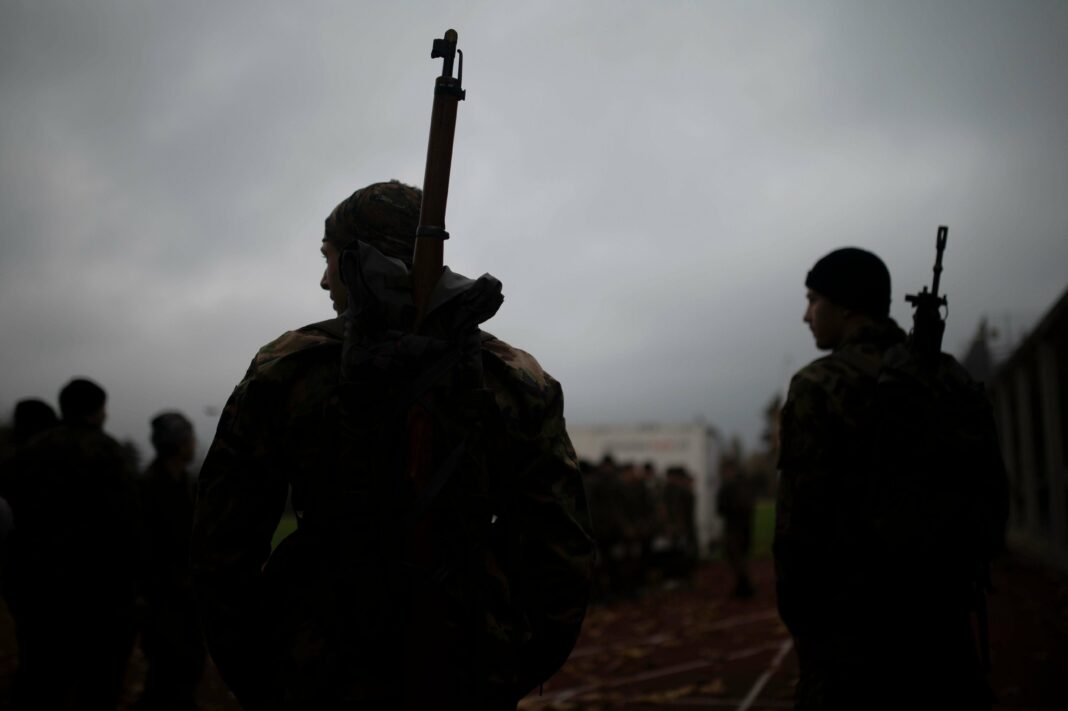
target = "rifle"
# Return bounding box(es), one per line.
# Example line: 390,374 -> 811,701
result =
905,225 -> 996,674
412,28 -> 466,331
905,225 -> 949,363
405,29 -> 466,491
403,30 -> 467,704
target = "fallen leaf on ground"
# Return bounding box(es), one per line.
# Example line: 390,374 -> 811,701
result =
698,678 -> 727,694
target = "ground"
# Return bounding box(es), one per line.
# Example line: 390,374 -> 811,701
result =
520,555 -> 1068,710
0,554 -> 1064,710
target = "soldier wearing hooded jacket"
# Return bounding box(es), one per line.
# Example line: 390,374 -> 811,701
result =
773,248 -> 1004,710
190,180 -> 594,710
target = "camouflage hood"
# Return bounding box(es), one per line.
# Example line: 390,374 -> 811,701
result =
339,240 -> 504,340
338,240 -> 504,417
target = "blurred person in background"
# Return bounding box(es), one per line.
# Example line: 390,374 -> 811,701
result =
137,411 -> 204,711
0,399 -> 59,590
5,378 -> 139,710
717,460 -> 755,599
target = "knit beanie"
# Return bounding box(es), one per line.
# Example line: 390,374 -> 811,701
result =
805,247 -> 891,318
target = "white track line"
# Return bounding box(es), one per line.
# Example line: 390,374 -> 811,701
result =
531,636 -> 792,705
669,698 -> 793,709
725,641 -> 791,662
540,659 -> 717,702
707,609 -> 780,631
569,609 -> 780,660
735,638 -> 793,711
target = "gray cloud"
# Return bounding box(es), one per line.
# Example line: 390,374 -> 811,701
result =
2,1 -> 1066,457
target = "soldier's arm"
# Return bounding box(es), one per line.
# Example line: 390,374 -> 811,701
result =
773,371 -> 835,636
493,363 -> 595,697
190,368 -> 289,710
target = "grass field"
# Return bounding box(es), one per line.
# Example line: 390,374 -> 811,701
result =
751,498 -> 776,558
271,513 -> 298,550
707,498 -> 776,561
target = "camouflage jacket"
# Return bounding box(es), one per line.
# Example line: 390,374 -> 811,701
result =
190,318 -> 594,710
4,423 -> 139,612
773,318 -> 1007,706
772,320 -> 907,637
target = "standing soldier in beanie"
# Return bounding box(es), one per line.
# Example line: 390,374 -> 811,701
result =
191,181 -> 594,710
5,378 -> 140,710
773,248 -> 1004,709
137,411 -> 204,711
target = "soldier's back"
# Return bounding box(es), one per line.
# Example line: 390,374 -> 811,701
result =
193,319 -> 593,708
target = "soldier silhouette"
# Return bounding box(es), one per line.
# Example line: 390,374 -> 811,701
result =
191,181 -> 594,709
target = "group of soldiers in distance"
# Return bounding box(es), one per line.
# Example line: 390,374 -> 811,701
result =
0,381 -> 203,711
580,456 -> 700,600
581,455 -> 758,602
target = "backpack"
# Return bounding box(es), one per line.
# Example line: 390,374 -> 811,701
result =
842,342 -> 1009,666
262,241 -> 517,705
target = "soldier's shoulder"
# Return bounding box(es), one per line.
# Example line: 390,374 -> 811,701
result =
480,333 -> 562,421
33,425 -> 127,465
790,343 -> 880,394
785,351 -> 873,424
245,318 -> 343,382
936,352 -> 981,389
481,333 -> 554,388
790,354 -> 847,394
34,423 -> 111,448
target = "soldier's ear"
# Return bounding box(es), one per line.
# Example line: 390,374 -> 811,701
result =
839,303 -> 863,320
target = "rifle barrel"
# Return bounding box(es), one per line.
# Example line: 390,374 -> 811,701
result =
931,225 -> 948,297
413,29 -> 465,331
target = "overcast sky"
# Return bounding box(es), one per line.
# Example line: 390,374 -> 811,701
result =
2,1 -> 1066,459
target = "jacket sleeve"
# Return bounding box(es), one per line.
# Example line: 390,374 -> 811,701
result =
503,374 -> 596,696
773,371 -> 835,637
190,364 -> 289,710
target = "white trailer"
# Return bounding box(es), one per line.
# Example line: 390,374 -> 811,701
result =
567,422 -> 722,557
